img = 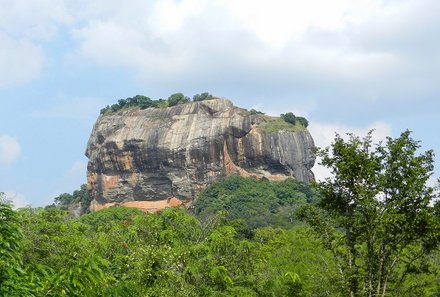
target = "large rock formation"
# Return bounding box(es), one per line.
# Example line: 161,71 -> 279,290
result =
85,98 -> 315,210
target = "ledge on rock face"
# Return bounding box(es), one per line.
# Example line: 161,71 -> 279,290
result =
85,98 -> 316,210
90,197 -> 185,213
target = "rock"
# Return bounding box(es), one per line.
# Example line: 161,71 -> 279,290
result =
85,98 -> 315,210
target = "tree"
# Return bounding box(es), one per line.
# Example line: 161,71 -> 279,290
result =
298,131 -> 440,297
193,92 -> 213,102
296,116 -> 309,128
0,193 -> 28,296
168,93 -> 190,107
194,176 -> 319,229
280,112 -> 296,124
52,184 -> 91,213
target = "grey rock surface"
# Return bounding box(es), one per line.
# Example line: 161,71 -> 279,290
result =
85,98 -> 315,208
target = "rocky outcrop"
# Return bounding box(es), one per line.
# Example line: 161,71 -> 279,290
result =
85,98 -> 315,210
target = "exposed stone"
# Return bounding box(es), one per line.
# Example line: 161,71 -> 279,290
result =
85,98 -> 315,210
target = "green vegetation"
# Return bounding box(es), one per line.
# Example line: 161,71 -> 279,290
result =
167,92 -> 190,107
100,92 -> 214,114
298,131 -> 440,296
49,184 -> 91,213
193,92 -> 213,102
1,204 -> 339,296
1,130 -> 439,296
280,112 -> 309,128
248,108 -> 265,115
194,175 -> 319,229
0,193 -> 29,296
260,116 -> 306,133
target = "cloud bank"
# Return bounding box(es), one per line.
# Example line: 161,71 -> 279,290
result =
0,135 -> 21,165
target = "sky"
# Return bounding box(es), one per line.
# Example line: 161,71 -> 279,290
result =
1,0 -> 439,207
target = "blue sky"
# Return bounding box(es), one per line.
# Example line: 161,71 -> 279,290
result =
1,0 -> 439,207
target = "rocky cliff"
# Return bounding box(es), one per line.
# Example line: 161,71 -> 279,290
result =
85,98 -> 315,210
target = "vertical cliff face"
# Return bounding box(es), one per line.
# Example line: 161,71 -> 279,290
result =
85,98 -> 315,210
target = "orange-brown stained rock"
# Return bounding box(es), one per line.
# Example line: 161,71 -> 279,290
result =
103,175 -> 119,194
121,152 -> 134,171
91,197 -> 184,213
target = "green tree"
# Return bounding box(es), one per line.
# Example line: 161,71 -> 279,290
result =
52,184 -> 91,213
280,112 -> 296,124
168,93 -> 190,106
296,116 -> 309,128
193,92 -> 213,102
0,194 -> 29,296
298,131 -> 440,297
194,176 -> 319,229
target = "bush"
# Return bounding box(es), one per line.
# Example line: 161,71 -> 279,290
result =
100,92 -> 215,114
193,92 -> 213,102
280,113 -> 309,128
167,93 -> 190,107
296,117 -> 309,128
249,109 -> 265,115
194,176 -> 319,229
280,112 -> 296,124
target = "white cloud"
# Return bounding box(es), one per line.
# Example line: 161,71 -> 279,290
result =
3,192 -> 30,209
0,0 -> 74,88
309,121 -> 392,180
0,0 -> 73,40
150,0 -> 205,35
0,135 -> 21,165
220,0 -> 355,48
0,33 -> 44,88
309,121 -> 392,149
66,0 -> 437,100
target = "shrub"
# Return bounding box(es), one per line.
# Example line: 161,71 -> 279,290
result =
167,93 -> 190,107
193,92 -> 213,102
280,112 -> 296,125
280,113 -> 309,128
296,116 -> 309,128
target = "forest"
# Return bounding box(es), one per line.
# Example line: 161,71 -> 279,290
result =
1,131 -> 439,296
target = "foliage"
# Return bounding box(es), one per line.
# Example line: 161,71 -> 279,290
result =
3,129 -> 439,296
51,184 -> 91,212
79,206 -> 144,231
192,92 -> 213,102
194,175 -> 319,229
2,202 -> 347,296
167,92 -> 190,107
296,116 -> 309,128
248,108 -> 265,115
0,194 -> 29,296
100,95 -> 163,114
4,192 -> 438,296
255,227 -> 341,296
280,112 -> 309,128
259,116 -> 305,133
298,130 -> 440,296
100,92 -> 211,114
281,112 -> 296,124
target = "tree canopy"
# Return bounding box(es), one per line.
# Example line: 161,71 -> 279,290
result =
194,175 -> 319,229
280,112 -> 309,128
100,92 -> 214,114
298,130 -> 440,297
2,129 -> 439,296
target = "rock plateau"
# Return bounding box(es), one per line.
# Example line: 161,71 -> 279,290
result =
85,98 -> 315,211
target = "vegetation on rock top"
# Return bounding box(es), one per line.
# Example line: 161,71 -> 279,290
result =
100,92 -> 213,115
99,93 -> 310,131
